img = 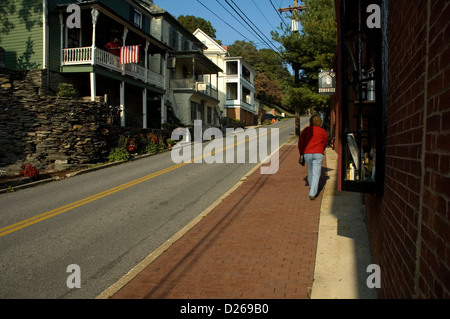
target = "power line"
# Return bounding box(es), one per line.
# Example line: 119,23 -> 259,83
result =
215,0 -> 271,50
224,0 -> 281,54
251,0 -> 277,32
228,0 -> 279,51
213,0 -> 257,45
195,0 -> 254,43
269,0 -> 289,29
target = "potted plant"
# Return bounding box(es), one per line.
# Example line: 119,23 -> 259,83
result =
166,138 -> 174,148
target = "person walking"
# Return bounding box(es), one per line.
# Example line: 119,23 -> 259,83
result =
298,114 -> 329,200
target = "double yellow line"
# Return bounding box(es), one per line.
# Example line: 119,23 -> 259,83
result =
0,163 -> 186,238
0,121 -> 293,238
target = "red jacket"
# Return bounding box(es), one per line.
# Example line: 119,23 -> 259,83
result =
298,125 -> 329,155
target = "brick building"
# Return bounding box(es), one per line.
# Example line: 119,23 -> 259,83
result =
333,0 -> 449,298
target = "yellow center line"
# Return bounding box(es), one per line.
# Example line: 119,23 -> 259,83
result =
0,163 -> 187,237
0,121 -> 293,238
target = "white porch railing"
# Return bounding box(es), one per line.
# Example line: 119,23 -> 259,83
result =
170,79 -> 218,99
124,63 -> 146,82
94,48 -> 121,72
147,70 -> 165,88
62,47 -> 92,65
61,47 -> 164,89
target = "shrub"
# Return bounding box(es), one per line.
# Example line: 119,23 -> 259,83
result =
57,82 -> 77,98
19,164 -> 39,179
108,147 -> 130,162
126,138 -> 138,153
145,143 -> 158,154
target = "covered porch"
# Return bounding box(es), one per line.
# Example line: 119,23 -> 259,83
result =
57,2 -> 170,128
168,51 -> 222,101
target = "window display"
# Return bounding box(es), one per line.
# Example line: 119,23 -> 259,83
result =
340,0 -> 387,194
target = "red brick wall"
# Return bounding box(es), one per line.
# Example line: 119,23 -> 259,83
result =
364,0 -> 450,298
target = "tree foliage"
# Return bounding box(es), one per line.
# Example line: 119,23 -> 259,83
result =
177,15 -> 221,44
254,73 -> 284,107
272,0 -> 337,113
227,40 -> 261,65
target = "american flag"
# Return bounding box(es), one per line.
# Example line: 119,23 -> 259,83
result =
120,45 -> 140,64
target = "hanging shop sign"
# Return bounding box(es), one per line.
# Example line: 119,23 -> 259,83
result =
318,70 -> 336,95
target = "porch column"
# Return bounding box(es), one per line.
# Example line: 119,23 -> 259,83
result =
90,72 -> 96,101
91,9 -> 99,65
120,28 -> 128,126
144,41 -> 149,83
251,91 -> 255,111
120,81 -> 125,127
216,69 -> 219,97
160,95 -> 166,127
163,53 -> 168,90
90,9 -> 99,101
143,88 -> 147,129
161,53 -> 168,127
122,28 -> 128,75
192,57 -> 195,86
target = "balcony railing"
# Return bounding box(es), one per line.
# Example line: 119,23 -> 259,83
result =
61,47 -> 164,89
170,78 -> 218,100
225,73 -> 254,89
225,99 -> 255,112
62,47 -> 92,65
95,48 -> 121,72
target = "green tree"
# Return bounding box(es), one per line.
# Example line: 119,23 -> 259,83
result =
272,0 -> 337,134
255,73 -> 283,107
227,40 -> 261,65
228,41 -> 292,110
258,48 -> 291,85
177,15 -> 221,44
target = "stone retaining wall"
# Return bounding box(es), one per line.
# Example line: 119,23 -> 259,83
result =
0,69 -> 168,174
0,69 -> 109,172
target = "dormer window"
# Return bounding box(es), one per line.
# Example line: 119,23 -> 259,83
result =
133,10 -> 142,28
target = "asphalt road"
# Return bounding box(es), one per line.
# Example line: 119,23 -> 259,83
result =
0,117 -> 307,298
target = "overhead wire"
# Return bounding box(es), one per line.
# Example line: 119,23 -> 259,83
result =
226,0 -> 279,51
194,0 -> 290,54
214,0 -> 268,48
213,0 -> 261,45
224,0 -> 282,54
195,0 -> 254,43
269,0 -> 289,29
251,0 -> 277,32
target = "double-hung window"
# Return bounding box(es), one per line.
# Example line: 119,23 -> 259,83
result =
133,10 -> 142,28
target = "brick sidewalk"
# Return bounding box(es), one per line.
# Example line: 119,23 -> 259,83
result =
111,142 -> 326,299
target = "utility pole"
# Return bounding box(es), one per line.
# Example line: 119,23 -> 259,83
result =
278,0 -> 307,13
279,0 -> 306,33
278,1 -> 307,136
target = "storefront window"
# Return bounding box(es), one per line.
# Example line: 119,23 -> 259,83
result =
340,0 -> 387,194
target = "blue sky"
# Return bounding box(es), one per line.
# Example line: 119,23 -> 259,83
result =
152,0 -> 298,49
